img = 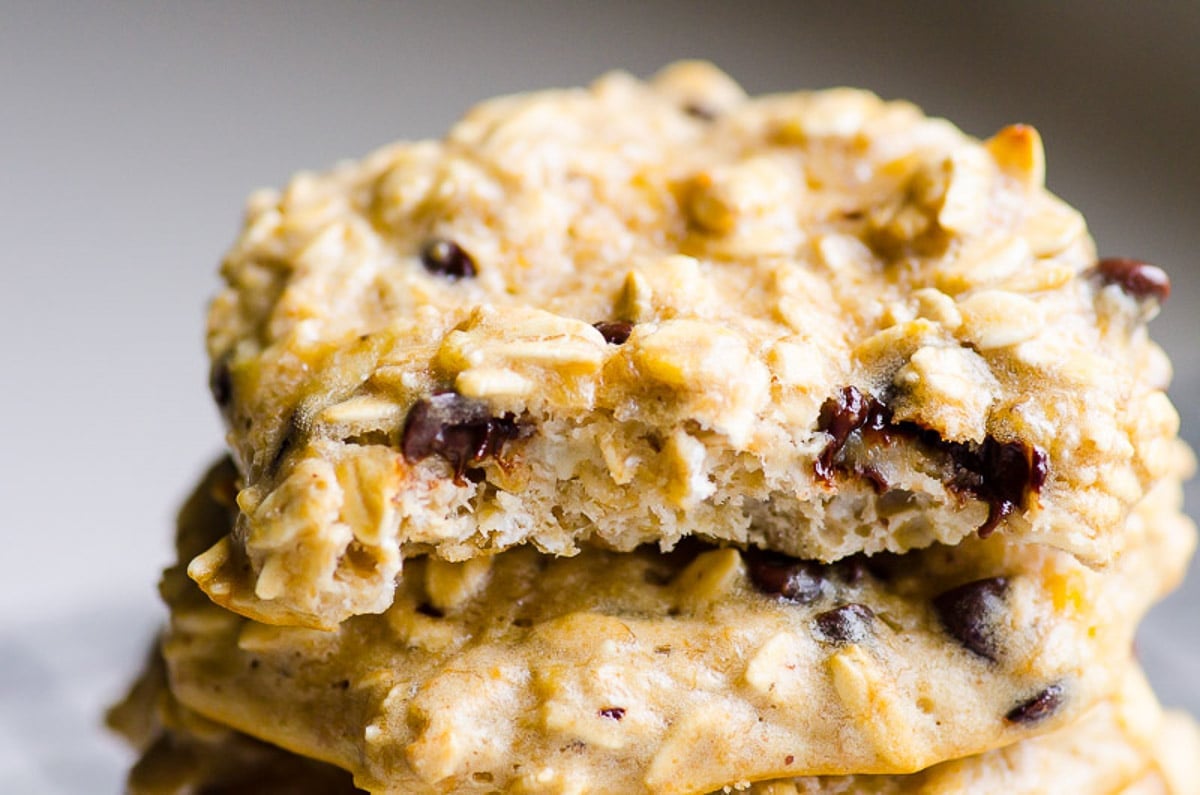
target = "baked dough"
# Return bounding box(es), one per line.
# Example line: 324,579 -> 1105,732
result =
107,648 -> 360,795
112,645 -> 1200,795
165,458 -> 1194,793
201,62 -> 1182,627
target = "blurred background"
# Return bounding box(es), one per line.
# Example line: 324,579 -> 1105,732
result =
2,2 -> 1197,791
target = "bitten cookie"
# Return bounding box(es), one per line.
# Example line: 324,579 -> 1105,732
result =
113,645 -> 1200,795
164,458 -> 1194,793
201,62 -> 1182,627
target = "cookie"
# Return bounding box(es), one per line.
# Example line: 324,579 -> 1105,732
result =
107,648 -> 359,795
113,650 -> 1200,795
750,667 -> 1200,795
201,61 -> 1182,627
164,458 -> 1194,793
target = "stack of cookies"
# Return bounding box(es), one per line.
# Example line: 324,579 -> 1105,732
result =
109,62 -> 1200,793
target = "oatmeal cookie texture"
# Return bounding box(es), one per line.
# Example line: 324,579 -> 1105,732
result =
199,62 -> 1182,627
203,63 -> 1182,626
109,653 -> 1200,795
163,458 -> 1195,793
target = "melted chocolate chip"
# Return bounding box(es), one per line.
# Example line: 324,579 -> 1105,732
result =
593,321 -> 634,345
947,438 -> 1047,538
1005,683 -> 1064,724
598,707 -> 626,720
1095,257 -> 1170,303
814,603 -> 875,645
814,385 -> 1048,537
401,392 -> 522,481
745,550 -> 826,603
420,238 -> 477,279
815,386 -> 891,484
1030,448 -> 1049,491
209,358 -> 233,409
932,577 -> 1008,661
859,464 -> 890,494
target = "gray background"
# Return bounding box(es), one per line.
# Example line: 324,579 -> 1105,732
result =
1,2 -> 1196,791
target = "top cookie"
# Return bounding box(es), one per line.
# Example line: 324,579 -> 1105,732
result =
203,61 -> 1180,626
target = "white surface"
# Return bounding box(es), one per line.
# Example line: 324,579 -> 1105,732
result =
1,3 -> 1197,791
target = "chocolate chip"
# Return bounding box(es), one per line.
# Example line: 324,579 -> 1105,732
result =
815,386 -> 1046,536
859,464 -> 890,494
784,755 -> 794,765
932,577 -> 1008,661
1095,257 -> 1170,303
593,321 -> 634,345
683,102 -> 716,121
209,357 -> 233,409
744,550 -> 826,603
814,603 -> 874,645
1030,448 -> 1049,491
598,707 -> 626,720
1005,683 -> 1064,724
949,439 -> 1047,538
420,238 -> 477,279
401,392 -> 522,481
814,386 -> 891,484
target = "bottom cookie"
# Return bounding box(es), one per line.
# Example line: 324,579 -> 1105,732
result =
755,671 -> 1200,795
107,647 -> 360,795
111,654 -> 1199,795
157,460 -> 1195,793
